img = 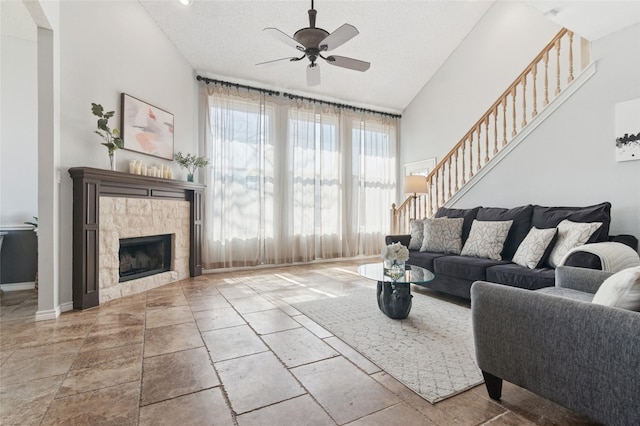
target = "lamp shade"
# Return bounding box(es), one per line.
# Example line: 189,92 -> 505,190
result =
404,175 -> 427,194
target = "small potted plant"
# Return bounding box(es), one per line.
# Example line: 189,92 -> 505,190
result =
174,151 -> 209,182
91,103 -> 123,170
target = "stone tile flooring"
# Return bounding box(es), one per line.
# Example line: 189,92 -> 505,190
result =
0,260 -> 598,425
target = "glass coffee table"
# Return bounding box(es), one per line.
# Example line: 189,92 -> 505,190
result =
357,263 -> 435,319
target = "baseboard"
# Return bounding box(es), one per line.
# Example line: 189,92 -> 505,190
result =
0,281 -> 35,291
35,305 -> 61,322
203,254 -> 379,274
60,301 -> 74,313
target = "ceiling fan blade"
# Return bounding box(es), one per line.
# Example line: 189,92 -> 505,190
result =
263,28 -> 303,50
256,56 -> 304,66
307,64 -> 321,87
319,23 -> 359,51
325,55 -> 370,72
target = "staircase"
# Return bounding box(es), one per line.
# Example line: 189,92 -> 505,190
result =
391,28 -> 593,234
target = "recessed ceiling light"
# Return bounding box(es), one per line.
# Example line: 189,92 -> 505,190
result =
178,0 -> 192,6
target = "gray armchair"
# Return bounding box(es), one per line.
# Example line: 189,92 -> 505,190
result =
471,266 -> 640,426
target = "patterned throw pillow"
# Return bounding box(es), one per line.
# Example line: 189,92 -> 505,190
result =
408,219 -> 425,250
461,220 -> 514,260
547,219 -> 602,268
420,217 -> 464,254
512,227 -> 558,269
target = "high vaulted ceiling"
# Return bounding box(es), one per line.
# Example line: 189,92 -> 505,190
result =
139,0 -> 639,114
3,1 -> 639,113
139,0 -> 494,113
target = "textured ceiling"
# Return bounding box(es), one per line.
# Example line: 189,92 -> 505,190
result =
3,1 -> 638,114
139,0 -> 639,113
522,0 -> 640,41
139,0 -> 495,113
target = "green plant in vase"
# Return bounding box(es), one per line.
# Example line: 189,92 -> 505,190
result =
174,152 -> 209,182
91,103 -> 123,171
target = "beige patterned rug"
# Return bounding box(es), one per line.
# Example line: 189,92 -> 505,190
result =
292,286 -> 483,403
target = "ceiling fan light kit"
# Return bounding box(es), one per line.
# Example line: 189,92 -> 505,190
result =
260,0 -> 370,86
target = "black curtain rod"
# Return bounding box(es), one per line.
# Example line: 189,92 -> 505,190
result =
196,75 -> 280,96
196,75 -> 401,119
282,92 -> 401,119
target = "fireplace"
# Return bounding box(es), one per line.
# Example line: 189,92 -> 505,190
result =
119,234 -> 171,282
69,167 -> 204,309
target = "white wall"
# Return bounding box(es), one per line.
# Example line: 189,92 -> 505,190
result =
0,34 -> 38,226
449,23 -> 640,237
56,1 -> 199,305
401,2 -> 561,172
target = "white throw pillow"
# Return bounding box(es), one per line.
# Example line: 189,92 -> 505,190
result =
512,227 -> 557,269
420,217 -> 464,254
460,220 -> 513,261
408,219 -> 425,250
547,219 -> 602,268
592,266 -> 640,311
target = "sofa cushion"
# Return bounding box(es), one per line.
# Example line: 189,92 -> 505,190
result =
531,202 -> 611,242
420,217 -> 464,254
512,227 -> 558,269
486,263 -> 555,290
407,251 -> 448,271
408,219 -> 424,250
547,219 -> 602,268
434,206 -> 481,245
592,266 -> 640,311
476,205 -> 533,260
461,220 -> 513,260
434,255 -> 508,282
385,234 -> 411,247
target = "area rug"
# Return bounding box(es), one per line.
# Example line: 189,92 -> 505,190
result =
292,286 -> 483,403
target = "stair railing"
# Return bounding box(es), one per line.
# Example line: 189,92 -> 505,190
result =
391,28 -> 590,234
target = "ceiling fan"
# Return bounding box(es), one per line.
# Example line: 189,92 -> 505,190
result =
258,0 -> 370,87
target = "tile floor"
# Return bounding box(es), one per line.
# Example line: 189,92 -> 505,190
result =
0,260 -> 598,425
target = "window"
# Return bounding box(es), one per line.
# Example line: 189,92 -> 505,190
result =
203,87 -> 398,268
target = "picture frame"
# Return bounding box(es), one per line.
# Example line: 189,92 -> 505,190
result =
404,158 -> 436,177
121,93 -> 174,160
615,98 -> 640,162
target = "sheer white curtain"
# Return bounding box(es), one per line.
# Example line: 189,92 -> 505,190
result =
354,114 -> 398,254
203,86 -> 266,268
203,86 -> 398,269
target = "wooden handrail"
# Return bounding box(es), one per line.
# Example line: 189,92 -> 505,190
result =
427,29 -> 571,182
391,28 -> 590,234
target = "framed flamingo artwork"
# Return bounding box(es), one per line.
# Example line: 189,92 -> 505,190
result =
121,93 -> 174,160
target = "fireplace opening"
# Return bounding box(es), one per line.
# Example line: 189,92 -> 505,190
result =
119,234 -> 171,282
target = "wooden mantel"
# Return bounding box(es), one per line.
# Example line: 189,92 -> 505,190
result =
69,167 -> 205,310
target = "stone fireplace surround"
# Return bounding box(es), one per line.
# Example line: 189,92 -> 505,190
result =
99,197 -> 189,303
69,167 -> 204,309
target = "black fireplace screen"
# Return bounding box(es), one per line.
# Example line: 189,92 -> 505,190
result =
119,234 -> 171,282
